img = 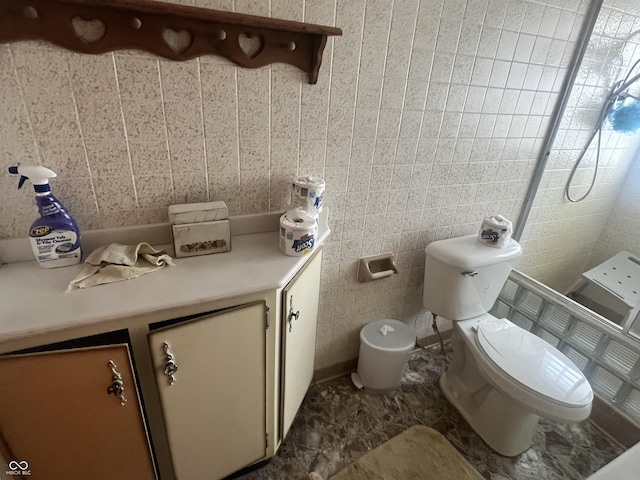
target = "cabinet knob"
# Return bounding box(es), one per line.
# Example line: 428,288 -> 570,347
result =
107,360 -> 127,406
163,342 -> 178,385
288,295 -> 300,333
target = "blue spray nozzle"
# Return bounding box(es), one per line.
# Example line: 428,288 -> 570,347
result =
7,166 -> 28,189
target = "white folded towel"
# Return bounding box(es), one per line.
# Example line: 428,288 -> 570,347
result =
66,242 -> 175,293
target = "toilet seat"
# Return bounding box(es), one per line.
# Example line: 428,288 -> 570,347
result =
473,317 -> 592,422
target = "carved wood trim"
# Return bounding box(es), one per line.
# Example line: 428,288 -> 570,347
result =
0,0 -> 342,84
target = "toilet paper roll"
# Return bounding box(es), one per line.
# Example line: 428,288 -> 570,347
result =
291,176 -> 325,218
478,215 -> 513,248
279,208 -> 318,257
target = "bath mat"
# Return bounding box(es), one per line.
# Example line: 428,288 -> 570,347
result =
329,425 -> 483,480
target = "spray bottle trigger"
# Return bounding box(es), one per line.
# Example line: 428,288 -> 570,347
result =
7,167 -> 25,189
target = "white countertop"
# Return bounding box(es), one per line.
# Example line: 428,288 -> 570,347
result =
0,216 -> 329,346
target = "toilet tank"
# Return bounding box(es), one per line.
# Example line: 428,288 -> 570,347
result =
423,234 -> 522,320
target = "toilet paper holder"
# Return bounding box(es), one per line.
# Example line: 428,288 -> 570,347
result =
357,253 -> 399,283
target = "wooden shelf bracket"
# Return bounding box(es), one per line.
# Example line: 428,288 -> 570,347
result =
0,0 -> 342,84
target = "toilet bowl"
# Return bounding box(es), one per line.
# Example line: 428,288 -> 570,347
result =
423,234 -> 593,457
439,314 -> 592,456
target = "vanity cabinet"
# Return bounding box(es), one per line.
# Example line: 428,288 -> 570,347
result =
281,249 -> 322,439
0,343 -> 156,480
148,301 -> 268,480
0,225 -> 326,480
146,249 -> 323,480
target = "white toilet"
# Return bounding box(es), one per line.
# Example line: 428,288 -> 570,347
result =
423,234 -> 593,457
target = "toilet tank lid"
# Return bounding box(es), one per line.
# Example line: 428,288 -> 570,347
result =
425,234 -> 522,269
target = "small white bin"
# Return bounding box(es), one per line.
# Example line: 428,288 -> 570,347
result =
354,319 -> 416,394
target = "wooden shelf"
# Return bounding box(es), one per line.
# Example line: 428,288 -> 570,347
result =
0,0 -> 342,84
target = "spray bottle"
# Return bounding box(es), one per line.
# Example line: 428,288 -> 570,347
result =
9,165 -> 82,268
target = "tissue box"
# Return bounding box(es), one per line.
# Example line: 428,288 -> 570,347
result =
169,201 -> 229,225
172,220 -> 231,258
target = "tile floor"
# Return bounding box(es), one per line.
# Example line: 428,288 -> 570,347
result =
235,346 -> 625,480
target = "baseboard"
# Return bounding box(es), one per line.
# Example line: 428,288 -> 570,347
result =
589,395 -> 640,449
312,331 -> 452,384
417,329 -> 452,349
313,358 -> 358,384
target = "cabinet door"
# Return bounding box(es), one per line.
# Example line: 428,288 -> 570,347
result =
281,250 -> 323,439
148,302 -> 267,480
0,344 -> 156,480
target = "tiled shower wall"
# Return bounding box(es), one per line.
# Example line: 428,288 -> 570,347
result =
0,0 -> 590,370
519,0 -> 640,293
592,153 -> 640,267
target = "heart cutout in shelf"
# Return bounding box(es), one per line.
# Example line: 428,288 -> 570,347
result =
71,17 -> 106,44
238,32 -> 264,59
162,28 -> 193,55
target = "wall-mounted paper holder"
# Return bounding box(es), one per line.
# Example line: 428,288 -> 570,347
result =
357,253 -> 399,283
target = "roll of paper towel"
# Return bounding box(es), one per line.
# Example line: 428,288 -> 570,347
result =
478,215 -> 513,248
279,208 -> 318,257
292,176 -> 325,218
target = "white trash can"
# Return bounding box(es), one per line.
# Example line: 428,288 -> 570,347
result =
353,319 -> 416,394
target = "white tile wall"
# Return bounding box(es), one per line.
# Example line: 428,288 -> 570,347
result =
0,0 -> 590,369
592,155 -> 640,264
519,0 -> 640,294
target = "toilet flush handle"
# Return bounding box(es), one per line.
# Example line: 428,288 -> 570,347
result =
461,270 -> 478,277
